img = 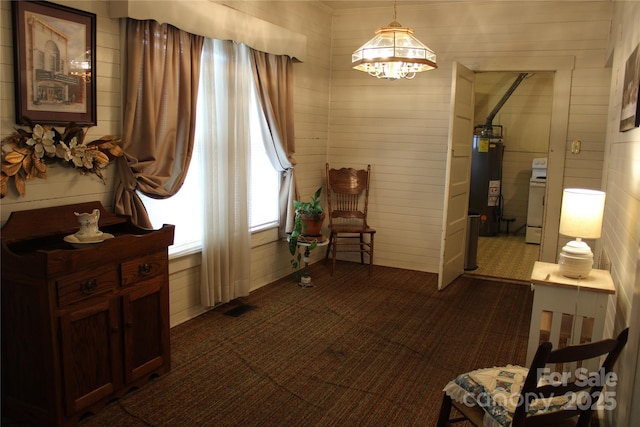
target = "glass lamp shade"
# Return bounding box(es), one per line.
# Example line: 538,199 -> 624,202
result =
558,188 -> 606,278
352,21 -> 437,80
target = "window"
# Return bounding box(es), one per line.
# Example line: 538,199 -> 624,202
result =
140,49 -> 280,256
138,138 -> 204,255
248,86 -> 280,231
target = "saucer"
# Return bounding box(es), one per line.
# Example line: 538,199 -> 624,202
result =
64,233 -> 115,249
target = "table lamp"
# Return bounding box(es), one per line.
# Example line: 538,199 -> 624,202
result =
558,188 -> 606,278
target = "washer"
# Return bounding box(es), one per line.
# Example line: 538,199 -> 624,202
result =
526,158 -> 547,244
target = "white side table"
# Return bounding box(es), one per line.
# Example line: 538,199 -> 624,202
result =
527,261 -> 616,371
294,235 -> 329,288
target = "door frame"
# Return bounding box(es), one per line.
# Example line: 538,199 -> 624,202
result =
442,56 -> 575,276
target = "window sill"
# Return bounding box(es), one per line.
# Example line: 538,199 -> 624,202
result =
169,242 -> 202,259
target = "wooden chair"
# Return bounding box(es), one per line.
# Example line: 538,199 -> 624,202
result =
437,327 -> 629,427
324,163 -> 376,275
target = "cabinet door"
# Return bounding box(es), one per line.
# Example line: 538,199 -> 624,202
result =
122,279 -> 170,384
59,297 -> 122,416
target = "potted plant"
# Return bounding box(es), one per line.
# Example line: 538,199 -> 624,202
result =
289,186 -> 325,273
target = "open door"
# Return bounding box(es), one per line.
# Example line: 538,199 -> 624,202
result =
438,62 -> 475,290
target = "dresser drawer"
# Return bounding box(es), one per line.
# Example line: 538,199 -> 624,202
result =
56,266 -> 119,307
121,252 -> 167,287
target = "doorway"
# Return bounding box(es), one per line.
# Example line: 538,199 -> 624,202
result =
465,71 -> 552,282
439,57 -> 573,289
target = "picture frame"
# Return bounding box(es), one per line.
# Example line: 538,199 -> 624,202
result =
620,43 -> 640,132
12,1 -> 97,126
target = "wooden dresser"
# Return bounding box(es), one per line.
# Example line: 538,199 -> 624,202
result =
1,201 -> 174,426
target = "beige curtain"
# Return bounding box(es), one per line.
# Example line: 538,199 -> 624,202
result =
114,19 -> 204,227
250,50 -> 298,238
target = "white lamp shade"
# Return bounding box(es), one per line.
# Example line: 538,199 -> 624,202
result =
558,188 -> 606,239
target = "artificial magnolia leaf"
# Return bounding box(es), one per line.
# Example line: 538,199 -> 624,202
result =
61,125 -> 85,144
22,156 -> 46,179
89,135 -> 118,144
108,145 -> 124,157
33,157 -> 47,174
14,172 -> 26,196
2,162 -> 21,177
3,151 -> 24,164
14,128 -> 31,139
22,155 -> 34,177
12,145 -> 31,156
91,150 -> 108,162
0,172 -> 7,198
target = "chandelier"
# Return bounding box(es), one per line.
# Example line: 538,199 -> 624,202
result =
351,1 -> 437,80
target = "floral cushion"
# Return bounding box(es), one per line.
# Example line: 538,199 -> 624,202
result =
443,365 -> 571,427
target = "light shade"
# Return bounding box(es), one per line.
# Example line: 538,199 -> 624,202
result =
559,188 -> 606,239
558,188 -> 606,278
352,20 -> 436,80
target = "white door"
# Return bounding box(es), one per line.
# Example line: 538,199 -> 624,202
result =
438,62 -> 475,290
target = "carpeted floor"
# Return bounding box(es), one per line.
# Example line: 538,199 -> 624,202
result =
79,262 -> 533,426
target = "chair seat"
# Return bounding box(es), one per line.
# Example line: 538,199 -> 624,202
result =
329,224 -> 376,234
437,328 -> 629,427
442,365 -> 573,426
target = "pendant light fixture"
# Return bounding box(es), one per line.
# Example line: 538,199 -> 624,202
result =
352,0 -> 437,80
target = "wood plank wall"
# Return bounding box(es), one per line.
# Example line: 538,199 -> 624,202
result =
1,0 -> 615,326
600,2 -> 640,426
330,1 -> 612,272
0,0 -> 121,213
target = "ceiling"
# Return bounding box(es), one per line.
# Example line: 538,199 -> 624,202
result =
321,1 -> 390,9
320,1 -> 432,11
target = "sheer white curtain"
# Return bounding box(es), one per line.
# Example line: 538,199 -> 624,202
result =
198,38 -> 252,306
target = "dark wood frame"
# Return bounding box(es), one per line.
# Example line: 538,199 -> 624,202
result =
12,1 -> 97,126
620,43 -> 640,132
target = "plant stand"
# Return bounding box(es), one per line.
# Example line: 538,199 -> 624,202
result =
295,236 -> 329,288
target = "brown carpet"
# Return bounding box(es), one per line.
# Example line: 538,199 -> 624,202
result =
80,262 -> 533,426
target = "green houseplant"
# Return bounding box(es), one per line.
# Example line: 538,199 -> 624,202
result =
289,186 -> 325,272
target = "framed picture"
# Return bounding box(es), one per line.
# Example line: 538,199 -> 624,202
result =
620,43 -> 640,132
12,1 -> 96,126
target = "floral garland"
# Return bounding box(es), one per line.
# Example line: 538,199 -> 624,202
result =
1,119 -> 123,197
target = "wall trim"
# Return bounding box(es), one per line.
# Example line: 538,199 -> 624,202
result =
108,0 -> 307,61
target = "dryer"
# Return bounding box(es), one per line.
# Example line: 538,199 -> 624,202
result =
526,158 -> 547,244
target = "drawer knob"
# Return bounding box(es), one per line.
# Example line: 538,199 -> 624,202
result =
80,279 -> 97,295
139,263 -> 153,275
